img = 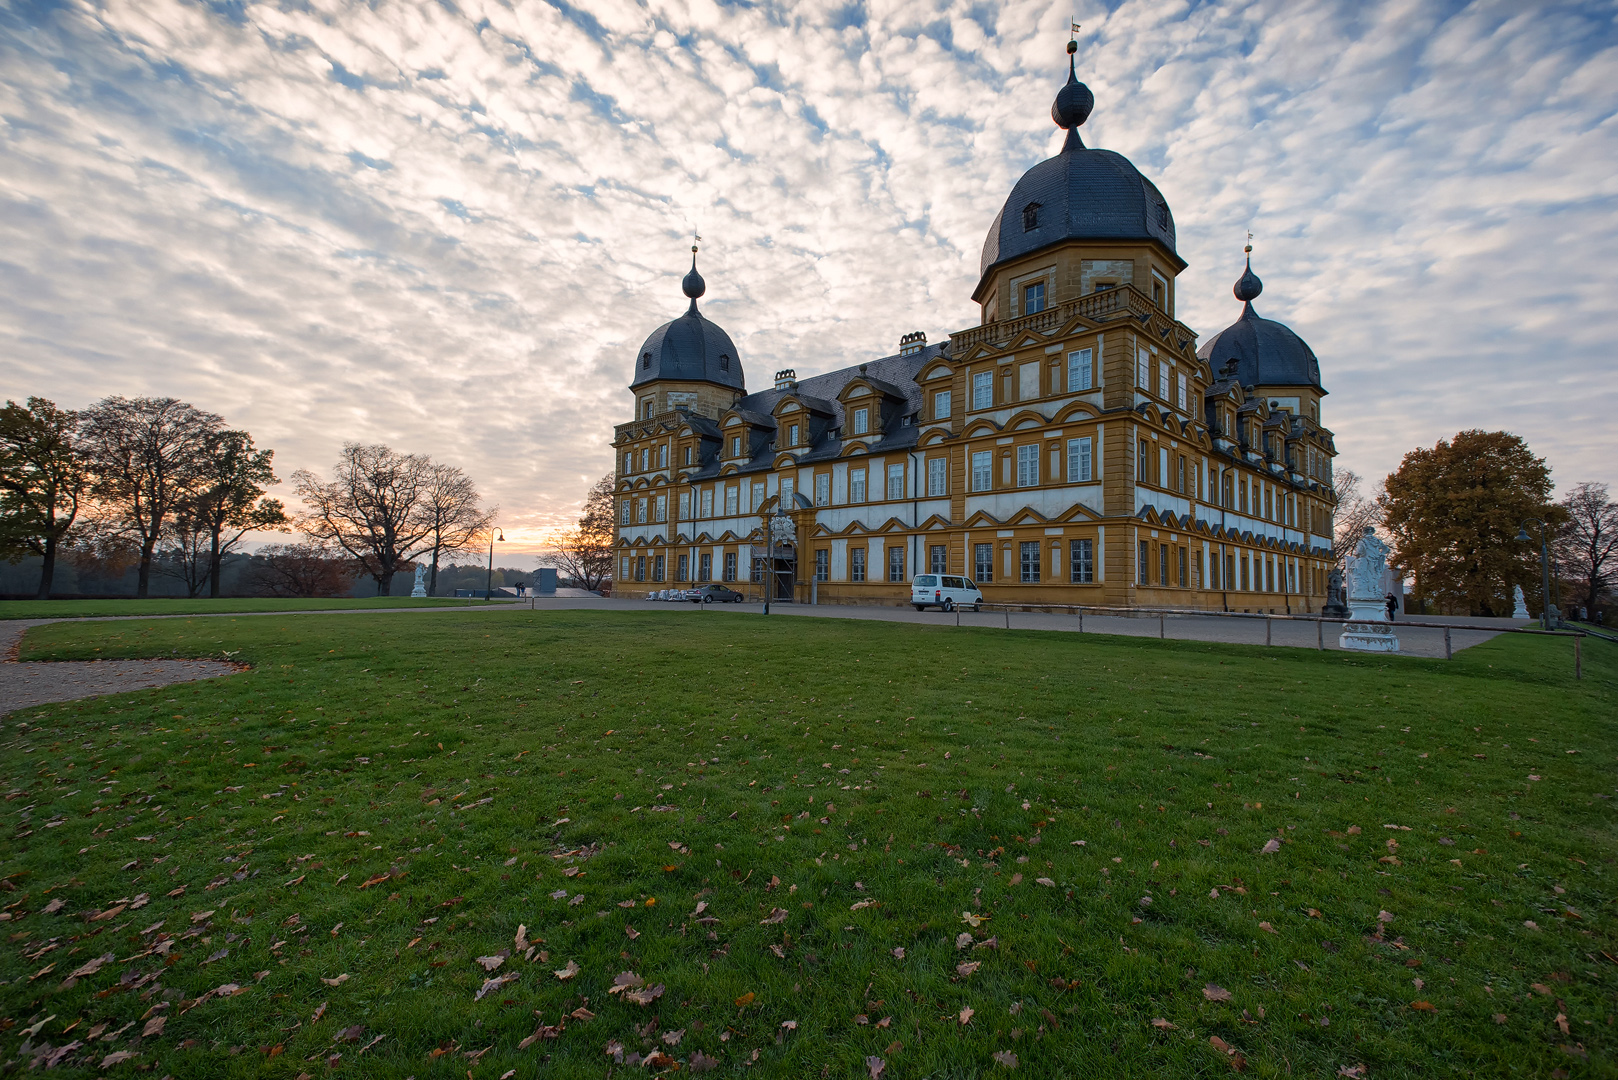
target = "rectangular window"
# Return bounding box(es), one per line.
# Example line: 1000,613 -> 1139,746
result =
887,463 -> 905,499
1067,348 -> 1093,392
1137,349 -> 1150,389
1266,557 -> 1275,592
1176,372 -> 1187,411
1018,361 -> 1040,400
1178,546 -> 1188,587
621,500 -> 632,526
1139,540 -> 1150,584
814,549 -> 828,582
930,545 -> 946,574
887,547 -> 905,582
678,491 -> 690,519
620,556 -> 629,580
927,458 -> 947,496
933,390 -> 951,419
1070,538 -> 1094,583
852,407 -> 869,435
750,555 -> 763,583
1158,363 -> 1170,400
850,468 -> 866,502
851,548 -> 867,582
730,435 -> 741,457
752,482 -> 765,512
723,552 -> 737,582
677,553 -> 689,582
635,556 -> 645,582
815,472 -> 830,507
971,450 -> 992,492
780,477 -> 794,506
1177,455 -> 1186,494
788,424 -> 799,446
1023,281 -> 1045,314
1016,444 -> 1039,487
1020,541 -> 1041,583
1159,543 -> 1168,585
1067,437 -> 1092,482
684,447 -> 692,465
699,553 -> 713,582
1239,478 -> 1248,514
653,554 -> 664,581
1241,554 -> 1250,591
724,486 -> 738,516
972,371 -> 993,410
974,543 -> 993,583
654,494 -> 667,522
1137,439 -> 1150,484
700,488 -> 713,517
637,499 -> 648,524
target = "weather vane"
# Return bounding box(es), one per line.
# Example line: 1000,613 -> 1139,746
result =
693,230 -> 701,254
1245,230 -> 1254,255
1068,19 -> 1080,54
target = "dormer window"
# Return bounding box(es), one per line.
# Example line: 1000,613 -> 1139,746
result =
730,435 -> 741,457
852,407 -> 868,435
642,351 -> 651,369
719,353 -> 730,372
1022,202 -> 1041,231
788,423 -> 799,446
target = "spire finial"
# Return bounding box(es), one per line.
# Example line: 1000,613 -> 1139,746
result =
681,236 -> 706,312
1051,22 -> 1093,151
1234,233 -> 1262,306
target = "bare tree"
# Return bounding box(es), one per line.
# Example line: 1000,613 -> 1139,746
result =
415,462 -> 495,596
0,398 -> 91,599
542,472 -> 615,592
294,443 -> 435,596
156,430 -> 287,597
1330,468 -> 1383,570
80,396 -> 223,597
248,543 -> 355,598
1555,482 -> 1618,613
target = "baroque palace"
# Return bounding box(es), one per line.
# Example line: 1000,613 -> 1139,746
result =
612,44 -> 1338,611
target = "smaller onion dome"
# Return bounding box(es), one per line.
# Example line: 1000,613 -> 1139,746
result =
629,247 -> 745,393
681,245 -> 705,306
1197,252 -> 1324,393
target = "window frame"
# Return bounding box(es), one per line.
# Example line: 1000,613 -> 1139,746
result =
973,543 -> 993,583
1070,538 -> 1094,583
887,546 -> 905,583
1016,444 -> 1039,488
927,457 -> 947,497
1067,436 -> 1093,482
971,450 -> 993,492
971,370 -> 993,410
933,390 -> 951,419
1019,540 -> 1041,583
1067,348 -> 1093,392
1023,281 -> 1046,314
851,547 -> 867,583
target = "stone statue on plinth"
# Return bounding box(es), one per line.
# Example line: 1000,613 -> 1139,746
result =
1322,567 -> 1348,619
1339,529 -> 1399,653
1512,585 -> 1529,620
411,563 -> 428,598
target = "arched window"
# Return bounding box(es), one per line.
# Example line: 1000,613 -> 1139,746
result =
642,352 -> 651,369
1022,202 -> 1041,232
719,353 -> 730,372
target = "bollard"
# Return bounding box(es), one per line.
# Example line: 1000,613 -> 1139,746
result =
1265,617 -> 1272,646
1444,626 -> 1452,660
1159,613 -> 1165,639
1079,608 -> 1084,634
1006,608 -> 1011,631
1317,618 -> 1324,650
955,605 -> 960,628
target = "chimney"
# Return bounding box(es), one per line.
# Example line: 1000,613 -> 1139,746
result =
774,368 -> 797,391
899,331 -> 927,356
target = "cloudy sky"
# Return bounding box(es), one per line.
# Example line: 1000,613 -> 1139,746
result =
2,0 -> 1615,558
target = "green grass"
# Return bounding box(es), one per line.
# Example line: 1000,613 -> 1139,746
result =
1,611 -> 1613,1078
0,597 -> 478,620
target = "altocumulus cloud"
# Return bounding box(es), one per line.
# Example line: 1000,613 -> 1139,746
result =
1,0 -> 1615,550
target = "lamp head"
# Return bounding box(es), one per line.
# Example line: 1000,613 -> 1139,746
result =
495,529 -> 505,542
1517,527 -> 1531,542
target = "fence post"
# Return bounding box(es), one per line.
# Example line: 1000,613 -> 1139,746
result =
1266,617 -> 1272,646
1576,635 -> 1582,680
1317,618 -> 1323,650
1079,608 -> 1084,634
1005,607 -> 1011,631
1159,613 -> 1165,639
1444,626 -> 1452,660
955,605 -> 960,628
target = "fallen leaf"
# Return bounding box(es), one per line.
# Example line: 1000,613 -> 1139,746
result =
961,912 -> 988,927
689,1050 -> 720,1072
607,971 -> 644,995
1151,1018 -> 1176,1030
553,960 -> 580,981
1337,1066 -> 1367,1078
1261,839 -> 1281,855
781,1020 -> 798,1031
1258,921 -> 1277,935
1035,877 -> 1055,887
761,908 -> 788,925
190,910 -> 216,924
661,1029 -> 685,1046
959,1005 -> 974,1025
1204,984 -> 1233,1003
142,1016 -> 166,1038
993,1049 -> 1019,1068
891,947 -> 905,959
956,961 -> 981,978
100,1051 -> 137,1068
321,974 -> 349,987
475,955 -> 506,972
1306,908 -> 1321,918
735,992 -> 756,1007
474,972 -> 518,1000
515,924 -> 528,950
67,952 -> 114,979
1411,1001 -> 1436,1012
956,932 -> 974,950
866,1055 -> 886,1079
850,899 -> 878,911
623,984 -> 665,1006
1377,910 -> 1394,924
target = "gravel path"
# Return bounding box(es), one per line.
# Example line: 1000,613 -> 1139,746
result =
0,620 -> 243,716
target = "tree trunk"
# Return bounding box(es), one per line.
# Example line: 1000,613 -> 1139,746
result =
36,536 -> 56,601
429,551 -> 440,597
209,529 -> 224,598
136,539 -> 156,598
377,570 -> 394,598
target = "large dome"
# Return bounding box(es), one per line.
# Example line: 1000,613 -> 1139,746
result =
979,51 -> 1178,287
1196,258 -> 1324,392
629,251 -> 745,393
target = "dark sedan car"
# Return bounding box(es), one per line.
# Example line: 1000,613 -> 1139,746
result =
688,584 -> 745,603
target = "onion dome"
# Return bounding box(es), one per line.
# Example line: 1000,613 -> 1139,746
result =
1197,253 -> 1324,392
629,247 -> 744,392
978,43 -> 1179,296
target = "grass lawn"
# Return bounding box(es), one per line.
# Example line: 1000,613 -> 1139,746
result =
0,597 -> 479,620
0,610 -> 1613,1078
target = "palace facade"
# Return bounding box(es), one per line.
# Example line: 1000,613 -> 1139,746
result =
612,47 -> 1339,611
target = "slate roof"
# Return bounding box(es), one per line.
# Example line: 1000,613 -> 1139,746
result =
1196,262 -> 1325,393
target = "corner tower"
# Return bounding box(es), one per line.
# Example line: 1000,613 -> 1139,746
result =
628,247 -> 747,421
974,39 -> 1184,325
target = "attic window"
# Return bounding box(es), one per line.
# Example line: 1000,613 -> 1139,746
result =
1156,199 -> 1169,230
642,352 -> 651,369
1022,202 -> 1041,231
719,353 -> 731,372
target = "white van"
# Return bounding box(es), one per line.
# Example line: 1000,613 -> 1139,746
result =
911,574 -> 983,612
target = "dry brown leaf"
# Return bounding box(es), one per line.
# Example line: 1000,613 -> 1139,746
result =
956,961 -> 981,978
1035,877 -> 1055,887
474,972 -> 518,1000
321,974 -> 349,987
761,907 -> 788,925
689,1050 -> 720,1072
623,984 -> 665,1006
959,1005 -> 974,1025
607,971 -> 644,994
956,932 -> 975,950
1151,1018 -> 1176,1030
475,955 -> 505,972
1261,839 -> 1281,855
993,1049 -> 1019,1068
553,960 -> 579,981
142,1016 -> 166,1038
961,911 -> 988,927
1410,1001 -> 1436,1012
1204,984 -> 1232,1002
1258,921 -> 1278,934
866,1055 -> 886,1079
100,1051 -> 137,1068
735,991 -> 756,1007
891,947 -> 905,959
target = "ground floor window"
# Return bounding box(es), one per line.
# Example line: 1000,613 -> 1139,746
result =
635,556 -> 645,582
1138,541 -> 1149,585
1020,541 -> 1041,583
723,552 -> 737,582
750,556 -> 763,583
1070,538 -> 1094,583
653,554 -> 664,581
1178,546 -> 1188,588
1241,554 -> 1250,592
676,553 -> 689,582
1158,544 -> 1168,586
974,543 -> 993,583
852,548 -> 867,582
815,549 -> 828,582
930,545 -> 946,575
887,547 -> 905,582
699,553 -> 713,582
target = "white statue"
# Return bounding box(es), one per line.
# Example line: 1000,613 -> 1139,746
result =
411,563 -> 428,598
1338,528 -> 1399,654
1512,585 -> 1529,620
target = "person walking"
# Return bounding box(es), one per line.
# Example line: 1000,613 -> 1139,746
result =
1385,592 -> 1399,621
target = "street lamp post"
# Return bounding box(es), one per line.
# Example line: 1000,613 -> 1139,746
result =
485,528 -> 504,602
1517,519 -> 1554,630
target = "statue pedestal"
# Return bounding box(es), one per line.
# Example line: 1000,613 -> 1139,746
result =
1511,586 -> 1529,619
411,585 -> 427,598
1339,599 -> 1399,653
